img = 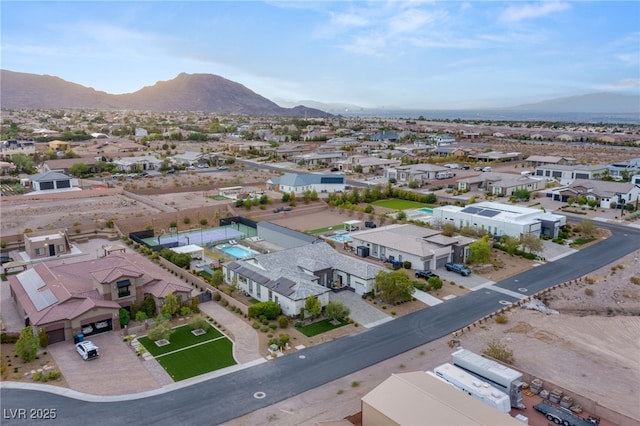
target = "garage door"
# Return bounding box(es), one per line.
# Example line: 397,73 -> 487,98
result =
435,255 -> 449,269
47,328 -> 65,344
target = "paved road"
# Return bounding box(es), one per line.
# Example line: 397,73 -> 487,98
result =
2,221 -> 639,426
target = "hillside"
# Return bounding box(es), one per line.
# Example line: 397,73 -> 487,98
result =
508,92 -> 640,114
0,70 -> 330,117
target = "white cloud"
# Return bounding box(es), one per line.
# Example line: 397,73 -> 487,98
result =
500,1 -> 570,22
597,79 -> 640,91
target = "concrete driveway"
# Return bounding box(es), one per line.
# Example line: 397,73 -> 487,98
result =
329,290 -> 392,328
48,331 -> 168,396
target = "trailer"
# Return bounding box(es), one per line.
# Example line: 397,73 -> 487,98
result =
433,363 -> 511,413
451,349 -> 525,408
534,402 -> 599,426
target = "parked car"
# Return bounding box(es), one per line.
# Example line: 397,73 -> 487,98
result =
217,166 -> 228,171
330,167 -> 339,172
76,340 -> 99,360
445,262 -> 471,276
364,221 -> 377,228
0,255 -> 14,264
81,325 -> 94,335
415,270 -> 439,280
460,165 -> 470,170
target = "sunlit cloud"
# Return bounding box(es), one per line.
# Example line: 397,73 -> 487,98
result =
596,79 -> 640,91
500,1 -> 570,22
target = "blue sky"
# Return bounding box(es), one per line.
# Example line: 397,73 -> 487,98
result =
2,1 -> 639,109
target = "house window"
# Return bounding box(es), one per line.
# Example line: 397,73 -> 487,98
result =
249,281 -> 253,293
35,247 -> 45,256
256,286 -> 261,298
57,244 -> 65,253
117,279 -> 131,298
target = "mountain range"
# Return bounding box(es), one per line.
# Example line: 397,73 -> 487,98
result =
0,70 -> 331,117
1,69 -> 638,118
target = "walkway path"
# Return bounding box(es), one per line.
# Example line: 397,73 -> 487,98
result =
198,301 -> 263,364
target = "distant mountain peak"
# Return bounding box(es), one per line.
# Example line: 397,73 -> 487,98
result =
0,69 -> 331,117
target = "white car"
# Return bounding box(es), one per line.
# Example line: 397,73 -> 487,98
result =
76,341 -> 100,360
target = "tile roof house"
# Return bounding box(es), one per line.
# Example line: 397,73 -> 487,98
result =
457,172 -> 546,196
348,224 -> 473,270
222,242 -> 383,316
550,179 -> 640,209
8,253 -> 192,343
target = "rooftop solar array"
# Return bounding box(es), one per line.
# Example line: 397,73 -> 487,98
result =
18,269 -> 58,311
227,262 -> 270,284
461,206 -> 501,218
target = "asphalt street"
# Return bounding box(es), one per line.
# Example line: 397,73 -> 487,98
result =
2,221 -> 639,426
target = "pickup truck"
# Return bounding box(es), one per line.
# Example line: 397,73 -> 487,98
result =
534,402 -> 599,426
415,270 -> 439,280
445,262 -> 471,276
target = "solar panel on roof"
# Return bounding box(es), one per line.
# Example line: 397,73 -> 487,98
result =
19,269 -> 58,311
461,206 -> 481,214
478,209 -> 500,217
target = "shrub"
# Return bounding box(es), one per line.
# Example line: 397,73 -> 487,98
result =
147,317 -> 173,342
351,381 -> 360,387
119,308 -> 131,327
180,306 -> 192,317
189,315 -> 210,331
0,333 -> 19,344
495,314 -> 508,324
482,340 -> 515,365
135,311 -> 148,323
268,323 -> 277,330
38,328 -> 49,348
252,322 -> 260,329
213,292 -> 222,302
584,288 -> 594,296
278,316 -> 289,329
248,301 -> 282,320
220,298 -> 229,307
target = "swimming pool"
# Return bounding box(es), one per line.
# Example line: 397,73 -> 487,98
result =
219,244 -> 258,259
418,207 -> 433,214
330,234 -> 353,243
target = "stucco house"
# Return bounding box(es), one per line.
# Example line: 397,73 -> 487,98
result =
457,173 -> 546,196
24,229 -> 73,260
28,171 -> 79,192
432,201 -> 566,238
550,179 -> 640,209
534,164 -> 609,184
348,224 -> 473,271
222,242 -> 383,316
8,253 -> 192,343
266,173 -> 345,194
385,164 -> 449,185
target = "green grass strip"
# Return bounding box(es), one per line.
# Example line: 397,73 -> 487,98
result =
372,199 -> 432,210
138,325 -> 223,357
155,339 -> 236,381
296,318 -> 348,337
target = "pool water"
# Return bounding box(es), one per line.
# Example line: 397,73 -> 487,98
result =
330,234 -> 353,242
219,245 -> 256,259
418,207 -> 433,214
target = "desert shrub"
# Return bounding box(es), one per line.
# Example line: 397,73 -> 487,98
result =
495,314 -> 508,324
278,316 -> 289,329
0,333 -> 19,344
147,316 -> 173,342
189,315 -> 210,331
585,276 -> 596,284
38,328 -> 49,348
584,288 -> 594,296
213,292 -> 222,302
252,322 -> 260,329
630,277 -> 640,285
482,340 -> 515,365
248,301 -> 282,320
180,306 -> 192,317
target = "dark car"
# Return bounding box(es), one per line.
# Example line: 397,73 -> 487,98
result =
445,262 -> 471,276
364,221 -> 377,228
415,270 -> 439,280
1,255 -> 14,264
330,167 -> 339,172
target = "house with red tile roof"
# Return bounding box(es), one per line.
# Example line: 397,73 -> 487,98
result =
8,253 -> 192,343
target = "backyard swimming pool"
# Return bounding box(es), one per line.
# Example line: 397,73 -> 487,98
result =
218,244 -> 258,259
329,234 -> 353,243
418,207 -> 433,214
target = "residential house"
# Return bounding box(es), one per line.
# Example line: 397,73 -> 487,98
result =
524,155 -> 576,167
370,130 -> 399,142
29,171 -> 79,192
291,151 -> 347,167
113,155 -> 163,172
266,173 -> 346,194
432,201 -> 566,238
534,164 -> 609,184
223,242 -> 383,316
348,224 -> 473,270
1,139 -> 36,158
8,253 -> 192,343
40,157 -> 101,175
385,164 -> 449,185
428,134 -> 457,145
272,143 -> 312,159
468,151 -> 521,163
24,229 -> 73,260
431,146 -> 468,157
457,173 -> 546,196
608,158 -> 640,179
337,155 -> 401,174
550,178 -> 640,209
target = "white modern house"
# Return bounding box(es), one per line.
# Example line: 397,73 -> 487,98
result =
222,242 -> 383,316
266,173 -> 346,194
533,164 -> 609,184
432,201 -> 566,238
550,178 -> 640,209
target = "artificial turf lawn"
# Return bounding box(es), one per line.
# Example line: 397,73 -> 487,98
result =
296,318 -> 349,337
138,325 -> 235,381
371,199 -> 432,210
308,224 -> 345,234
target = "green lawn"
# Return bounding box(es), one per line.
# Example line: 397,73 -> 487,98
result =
296,318 -> 349,337
308,224 -> 345,235
372,199 -> 432,210
138,324 -> 235,381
